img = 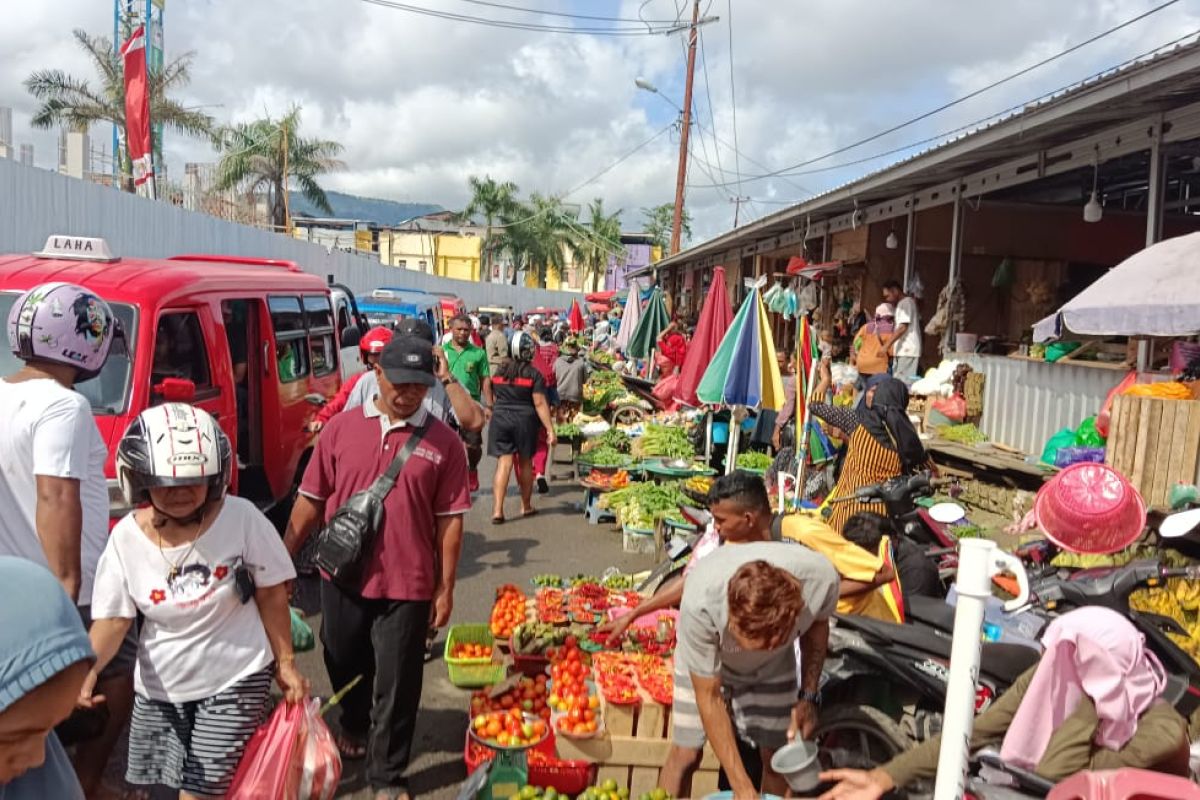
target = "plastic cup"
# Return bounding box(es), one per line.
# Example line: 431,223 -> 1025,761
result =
770,739 -> 820,793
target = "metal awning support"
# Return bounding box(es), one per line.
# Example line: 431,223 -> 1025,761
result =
943,191 -> 964,355
1139,120 -> 1166,372
902,206 -> 916,291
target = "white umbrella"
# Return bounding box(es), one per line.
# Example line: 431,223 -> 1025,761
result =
1034,231 -> 1200,341
614,279 -> 644,352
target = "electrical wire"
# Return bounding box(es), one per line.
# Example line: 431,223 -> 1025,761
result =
725,0 -> 742,196
453,0 -> 678,24
697,28 -> 727,193
686,0 -> 1184,187
701,25 -> 1200,186
358,0 -> 677,35
561,121 -> 676,198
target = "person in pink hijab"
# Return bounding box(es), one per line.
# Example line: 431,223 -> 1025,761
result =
818,607 -> 1189,800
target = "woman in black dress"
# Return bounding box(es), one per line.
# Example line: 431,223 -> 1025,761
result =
489,332 -> 557,523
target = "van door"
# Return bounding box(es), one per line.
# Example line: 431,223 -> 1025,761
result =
263,295 -> 312,503
148,307 -> 237,456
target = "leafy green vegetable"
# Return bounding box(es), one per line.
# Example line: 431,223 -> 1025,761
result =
554,423 -> 581,439
735,452 -> 774,470
579,445 -> 627,466
634,424 -> 694,459
938,423 -> 988,444
591,428 -> 632,453
599,481 -> 689,529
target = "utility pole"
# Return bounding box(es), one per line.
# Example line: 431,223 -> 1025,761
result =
669,0 -> 701,256
731,195 -> 751,227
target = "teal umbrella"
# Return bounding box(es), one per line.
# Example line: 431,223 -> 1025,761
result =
627,286 -> 670,360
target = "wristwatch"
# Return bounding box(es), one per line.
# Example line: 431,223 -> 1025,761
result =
797,689 -> 822,706
441,376 -> 457,387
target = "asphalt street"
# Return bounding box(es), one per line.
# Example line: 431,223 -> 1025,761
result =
304,446 -> 654,799
99,444 -> 655,800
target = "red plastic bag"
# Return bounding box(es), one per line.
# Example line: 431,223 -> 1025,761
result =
227,701 -> 306,799
930,394 -> 966,422
297,698 -> 342,800
1096,370 -> 1137,438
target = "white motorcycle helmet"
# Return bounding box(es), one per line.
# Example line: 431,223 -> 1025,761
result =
116,403 -> 232,509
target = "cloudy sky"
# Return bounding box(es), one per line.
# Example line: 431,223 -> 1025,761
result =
3,0 -> 1198,242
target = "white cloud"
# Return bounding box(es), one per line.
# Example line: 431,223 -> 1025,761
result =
1,0 -> 1196,242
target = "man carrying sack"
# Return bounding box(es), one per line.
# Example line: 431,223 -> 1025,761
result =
284,335 -> 471,800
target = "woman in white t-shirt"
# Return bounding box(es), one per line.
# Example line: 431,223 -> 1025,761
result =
79,404 -> 306,799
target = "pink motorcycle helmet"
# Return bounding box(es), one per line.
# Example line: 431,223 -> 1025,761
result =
7,282 -> 119,381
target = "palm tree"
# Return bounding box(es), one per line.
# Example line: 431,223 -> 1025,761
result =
25,29 -> 214,191
497,194 -> 582,288
461,175 -> 519,283
213,107 -> 345,232
578,198 -> 625,293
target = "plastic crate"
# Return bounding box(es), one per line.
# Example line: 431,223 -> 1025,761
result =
445,624 -> 506,688
464,730 -> 594,796
510,642 -> 551,677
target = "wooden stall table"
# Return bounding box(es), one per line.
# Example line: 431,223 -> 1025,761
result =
925,438 -> 1055,520
555,695 -> 720,797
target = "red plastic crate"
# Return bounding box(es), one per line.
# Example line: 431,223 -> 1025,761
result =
464,729 -> 594,796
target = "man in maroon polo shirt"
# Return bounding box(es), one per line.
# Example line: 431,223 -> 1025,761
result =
284,335 -> 470,800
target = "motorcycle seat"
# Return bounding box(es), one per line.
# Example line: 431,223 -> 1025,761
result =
905,595 -> 955,633
834,614 -> 1039,684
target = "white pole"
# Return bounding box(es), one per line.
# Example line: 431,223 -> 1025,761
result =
933,538 -> 1029,800
725,406 -> 742,475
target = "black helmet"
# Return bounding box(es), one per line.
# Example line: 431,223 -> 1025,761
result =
511,331 -> 536,362
116,403 -> 232,507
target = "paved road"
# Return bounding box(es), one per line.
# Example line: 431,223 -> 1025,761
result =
308,450 -> 653,799
98,447 -> 655,800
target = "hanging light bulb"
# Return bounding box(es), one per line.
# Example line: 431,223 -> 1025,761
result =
885,230 -> 899,249
1083,151 -> 1102,223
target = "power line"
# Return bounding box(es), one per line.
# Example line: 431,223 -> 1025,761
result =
725,0 -> 742,196
688,24 -> 1200,190
358,0 -> 677,35
454,0 -> 678,24
697,28 -> 727,194
561,122 -> 676,199
687,0 -> 1183,187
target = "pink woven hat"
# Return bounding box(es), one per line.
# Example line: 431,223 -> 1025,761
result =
1033,462 -> 1146,554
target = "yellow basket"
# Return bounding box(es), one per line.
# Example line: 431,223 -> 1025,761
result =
444,624 -> 505,688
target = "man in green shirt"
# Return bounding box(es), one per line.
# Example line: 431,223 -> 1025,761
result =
445,314 -> 492,492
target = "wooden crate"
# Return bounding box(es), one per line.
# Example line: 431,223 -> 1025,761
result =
555,699 -> 720,797
1106,395 -> 1200,508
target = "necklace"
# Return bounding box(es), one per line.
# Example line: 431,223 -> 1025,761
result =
154,509 -> 207,581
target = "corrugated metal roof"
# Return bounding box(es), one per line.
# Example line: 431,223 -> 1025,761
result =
657,36 -> 1200,270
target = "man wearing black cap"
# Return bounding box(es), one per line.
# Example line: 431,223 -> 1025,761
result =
285,335 -> 471,800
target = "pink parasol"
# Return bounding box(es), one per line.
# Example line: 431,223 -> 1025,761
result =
675,266 -> 734,407
568,299 -> 585,333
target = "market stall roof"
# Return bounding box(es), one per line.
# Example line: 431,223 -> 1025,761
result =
1033,231 -> 1200,340
585,290 -> 617,303
646,40 -> 1200,274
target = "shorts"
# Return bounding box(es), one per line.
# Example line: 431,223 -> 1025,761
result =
545,387 -> 560,407
671,665 -> 797,751
126,666 -> 273,796
488,408 -> 539,459
78,604 -> 138,682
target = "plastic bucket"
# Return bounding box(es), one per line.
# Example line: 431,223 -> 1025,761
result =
769,740 -> 820,793
955,332 -> 978,353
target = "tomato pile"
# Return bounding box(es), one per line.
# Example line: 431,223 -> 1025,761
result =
626,619 -> 675,657
450,642 -> 493,660
535,588 -> 567,625
593,652 -> 641,705
637,656 -> 674,705
470,675 -> 552,722
548,638 -> 601,737
491,584 -> 527,639
470,707 -> 548,748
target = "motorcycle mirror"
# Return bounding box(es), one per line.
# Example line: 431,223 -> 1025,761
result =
1159,507 -> 1200,539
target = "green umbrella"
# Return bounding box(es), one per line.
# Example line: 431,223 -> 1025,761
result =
627,286 -> 670,359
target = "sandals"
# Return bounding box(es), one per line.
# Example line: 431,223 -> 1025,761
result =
335,732 -> 367,760
374,791 -> 410,800
521,508 -> 539,518
491,515 -> 506,525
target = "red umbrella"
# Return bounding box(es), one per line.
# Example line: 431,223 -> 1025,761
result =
568,299 -> 585,333
675,266 -> 734,407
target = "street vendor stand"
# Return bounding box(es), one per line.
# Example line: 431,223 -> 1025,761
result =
1033,231 -> 1200,506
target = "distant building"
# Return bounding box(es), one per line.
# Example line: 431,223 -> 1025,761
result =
58,130 -> 90,179
605,233 -> 657,291
18,144 -> 33,167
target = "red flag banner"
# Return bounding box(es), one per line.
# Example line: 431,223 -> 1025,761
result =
120,25 -> 153,187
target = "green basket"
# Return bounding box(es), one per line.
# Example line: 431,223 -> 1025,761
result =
444,624 -> 506,689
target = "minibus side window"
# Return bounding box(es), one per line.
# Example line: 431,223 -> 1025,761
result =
268,296 -> 309,383
304,295 -> 337,377
152,312 -> 212,390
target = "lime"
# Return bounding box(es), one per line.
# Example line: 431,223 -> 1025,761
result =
601,779 -> 619,793
650,789 -> 668,800
544,789 -> 558,800
520,786 -> 538,800
618,789 -> 630,800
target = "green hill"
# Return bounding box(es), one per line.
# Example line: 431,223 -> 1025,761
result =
289,191 -> 442,226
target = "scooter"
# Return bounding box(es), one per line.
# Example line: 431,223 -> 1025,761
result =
816,610 -> 1042,778
832,471 -> 964,549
